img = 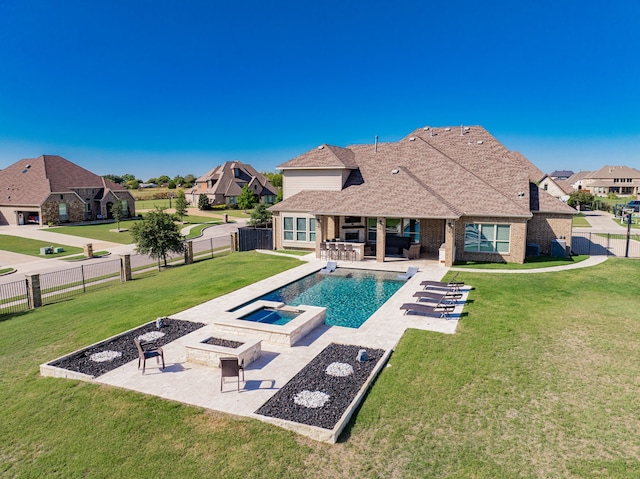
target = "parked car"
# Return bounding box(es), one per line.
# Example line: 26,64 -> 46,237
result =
626,200 -> 640,212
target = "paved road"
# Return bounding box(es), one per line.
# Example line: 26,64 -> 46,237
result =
0,219 -> 247,284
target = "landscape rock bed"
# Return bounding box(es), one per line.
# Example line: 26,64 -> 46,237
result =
50,318 -> 205,378
256,343 -> 385,430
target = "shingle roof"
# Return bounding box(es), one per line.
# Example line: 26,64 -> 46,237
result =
193,161 -> 277,197
585,165 -> 640,180
272,125 -> 574,218
0,155 -> 128,207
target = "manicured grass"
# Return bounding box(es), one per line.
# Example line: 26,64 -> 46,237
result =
135,198 -> 173,209
454,254 -> 589,269
611,217 -> 640,230
0,267 -> 14,274
276,250 -> 312,256
0,234 -> 83,257
2,256 -> 640,477
573,213 -> 591,227
47,222 -> 138,244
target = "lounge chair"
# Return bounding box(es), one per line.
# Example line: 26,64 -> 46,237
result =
400,302 -> 454,318
397,266 -> 418,280
413,290 -> 462,300
420,280 -> 464,292
134,338 -> 165,374
320,261 -> 337,274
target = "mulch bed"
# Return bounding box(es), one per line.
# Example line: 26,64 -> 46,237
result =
50,318 -> 205,378
255,343 -> 386,430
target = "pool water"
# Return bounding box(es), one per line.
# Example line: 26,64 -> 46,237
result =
239,307 -> 301,326
250,268 -> 405,328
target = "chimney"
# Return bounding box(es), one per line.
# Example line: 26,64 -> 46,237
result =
374,135 -> 378,153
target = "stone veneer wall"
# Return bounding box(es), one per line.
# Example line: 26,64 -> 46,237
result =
454,216 -> 529,264
41,194 -> 85,224
526,213 -> 573,255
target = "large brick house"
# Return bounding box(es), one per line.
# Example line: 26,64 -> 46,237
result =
0,155 -> 135,226
189,161 -> 277,207
270,125 -> 576,265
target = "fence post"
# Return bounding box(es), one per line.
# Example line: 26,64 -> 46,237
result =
25,274 -> 42,309
230,232 -> 238,252
120,254 -> 132,282
81,265 -> 86,292
210,238 -> 214,258
184,241 -> 194,264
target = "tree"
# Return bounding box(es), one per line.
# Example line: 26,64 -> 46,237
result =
198,194 -> 210,210
167,180 -> 177,189
130,207 -> 184,269
249,202 -> 272,226
110,199 -> 124,231
263,171 -> 282,188
567,191 -> 594,210
174,189 -> 188,222
103,174 -> 123,184
183,174 -> 196,188
237,184 -> 258,210
121,173 -> 137,183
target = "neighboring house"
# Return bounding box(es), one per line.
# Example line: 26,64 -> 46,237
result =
189,161 -> 277,207
0,155 -> 135,226
566,170 -> 591,191
539,175 -> 574,201
549,170 -> 574,180
270,125 -> 576,266
581,165 -> 640,197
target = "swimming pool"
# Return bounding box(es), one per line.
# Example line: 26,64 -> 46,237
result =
236,268 -> 405,329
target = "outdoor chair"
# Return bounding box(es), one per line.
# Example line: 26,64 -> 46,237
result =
220,357 -> 244,391
344,243 -> 356,261
337,243 -> 346,260
320,261 -> 337,274
134,338 -> 165,374
420,280 -> 465,292
397,266 -> 418,280
327,242 -> 337,260
400,302 -> 454,318
319,242 -> 328,259
413,289 -> 462,300
403,243 -> 421,260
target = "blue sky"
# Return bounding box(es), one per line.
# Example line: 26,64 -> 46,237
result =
1,0 -> 639,180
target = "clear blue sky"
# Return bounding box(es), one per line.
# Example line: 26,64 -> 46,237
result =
1,0 -> 639,181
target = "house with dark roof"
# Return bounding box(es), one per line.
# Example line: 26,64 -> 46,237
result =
0,155 -> 135,226
270,125 -> 576,265
549,170 -> 574,180
189,161 -> 277,207
581,165 -> 640,197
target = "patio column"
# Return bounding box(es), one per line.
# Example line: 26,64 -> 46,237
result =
315,215 -> 323,259
444,220 -> 455,267
376,217 -> 386,262
326,216 -> 337,241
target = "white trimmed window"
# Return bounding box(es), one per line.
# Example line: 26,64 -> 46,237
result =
464,223 -> 511,253
283,215 -> 315,244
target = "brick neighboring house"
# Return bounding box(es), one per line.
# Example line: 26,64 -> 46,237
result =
581,165 -> 640,197
0,155 -> 135,226
189,161 -> 277,207
270,125 -> 576,266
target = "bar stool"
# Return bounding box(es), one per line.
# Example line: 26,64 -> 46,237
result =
337,243 -> 346,261
319,242 -> 328,259
344,243 -> 355,261
327,242 -> 337,260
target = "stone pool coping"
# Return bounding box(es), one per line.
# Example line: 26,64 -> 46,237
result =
214,300 -> 326,347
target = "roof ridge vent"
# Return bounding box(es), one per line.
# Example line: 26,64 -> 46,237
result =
477,140 -> 483,145
409,136 -> 416,141
318,145 -> 325,150
445,127 -> 451,131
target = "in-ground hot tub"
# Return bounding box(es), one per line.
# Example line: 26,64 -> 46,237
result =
215,301 -> 326,347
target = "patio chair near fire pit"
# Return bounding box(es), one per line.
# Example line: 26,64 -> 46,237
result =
134,338 -> 165,374
220,357 -> 244,391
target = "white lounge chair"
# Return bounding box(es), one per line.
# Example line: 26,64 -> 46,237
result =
397,266 -> 418,280
319,261 -> 337,274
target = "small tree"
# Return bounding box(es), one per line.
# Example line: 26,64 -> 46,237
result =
249,202 -> 272,226
198,194 -> 210,210
174,189 -> 189,222
131,207 -> 185,269
237,184 -> 258,210
567,191 -> 594,210
110,199 -> 124,231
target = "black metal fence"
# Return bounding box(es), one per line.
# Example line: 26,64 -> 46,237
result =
0,279 -> 29,315
238,227 -> 273,251
0,237 -> 232,315
572,231 -> 640,258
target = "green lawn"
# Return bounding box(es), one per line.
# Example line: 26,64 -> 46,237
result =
573,213 -> 591,227
46,222 -> 138,244
0,234 -> 84,257
454,254 -> 589,269
2,256 -> 640,477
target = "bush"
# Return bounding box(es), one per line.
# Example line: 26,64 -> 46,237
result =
210,204 -> 227,211
197,194 -> 210,210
